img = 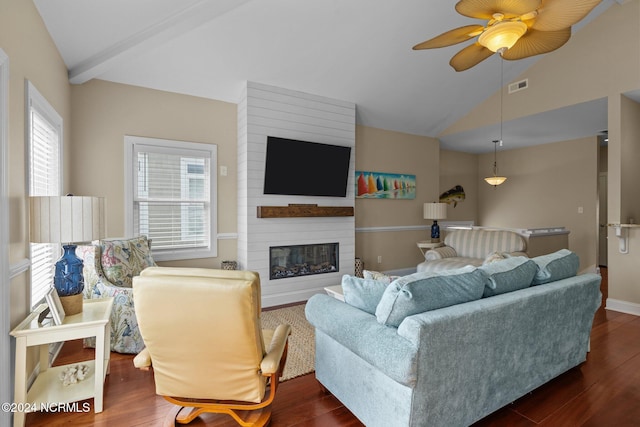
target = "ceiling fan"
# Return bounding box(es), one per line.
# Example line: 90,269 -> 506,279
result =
413,0 -> 602,71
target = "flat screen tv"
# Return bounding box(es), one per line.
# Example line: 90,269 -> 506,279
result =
263,136 -> 351,197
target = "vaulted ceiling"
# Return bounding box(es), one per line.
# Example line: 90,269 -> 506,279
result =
34,0 -> 623,153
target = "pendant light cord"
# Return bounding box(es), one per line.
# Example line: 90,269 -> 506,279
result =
499,57 -> 504,146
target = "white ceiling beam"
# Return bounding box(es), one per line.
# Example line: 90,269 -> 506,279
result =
68,0 -> 251,84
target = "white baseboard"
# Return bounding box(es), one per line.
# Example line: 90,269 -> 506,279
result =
606,298 -> 640,316
262,287 -> 327,308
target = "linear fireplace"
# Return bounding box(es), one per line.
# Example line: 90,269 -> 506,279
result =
270,243 -> 339,280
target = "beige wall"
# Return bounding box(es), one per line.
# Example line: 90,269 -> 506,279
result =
619,95 -> 640,223
439,150 -> 478,222
441,1 -> 640,138
477,137 -> 598,271
607,92 -> 640,308
1,0 -> 72,381
441,0 -> 640,310
1,0 -> 72,327
5,0 -> 640,327
70,79 -> 238,268
355,125 -> 439,271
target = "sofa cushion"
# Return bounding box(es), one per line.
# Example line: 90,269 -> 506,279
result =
100,236 -> 155,288
531,249 -> 579,285
363,270 -> 400,284
417,257 -> 483,273
479,256 -> 537,297
342,275 -> 389,315
425,246 -> 457,261
483,251 -> 507,265
375,266 -> 486,327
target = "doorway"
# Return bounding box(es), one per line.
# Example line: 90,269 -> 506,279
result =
599,172 -> 608,266
598,138 -> 608,267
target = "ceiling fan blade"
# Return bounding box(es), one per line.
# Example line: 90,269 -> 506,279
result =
413,25 -> 485,49
455,0 -> 541,20
501,27 -> 571,60
450,43 -> 494,71
531,0 -> 602,31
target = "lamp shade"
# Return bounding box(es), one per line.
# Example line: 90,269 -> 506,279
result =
484,176 -> 508,186
30,196 -> 106,244
423,202 -> 447,220
478,21 -> 527,53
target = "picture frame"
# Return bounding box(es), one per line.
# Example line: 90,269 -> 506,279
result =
356,171 -> 416,199
45,287 -> 66,325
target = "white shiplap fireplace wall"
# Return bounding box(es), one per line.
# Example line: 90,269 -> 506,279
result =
237,82 -> 356,307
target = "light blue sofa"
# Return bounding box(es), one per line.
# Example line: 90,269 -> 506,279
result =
306,253 -> 601,427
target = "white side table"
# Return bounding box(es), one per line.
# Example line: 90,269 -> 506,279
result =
324,285 -> 345,302
10,297 -> 113,427
417,241 -> 443,257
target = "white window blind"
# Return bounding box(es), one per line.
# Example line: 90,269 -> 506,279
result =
125,136 -> 217,261
27,81 -> 62,308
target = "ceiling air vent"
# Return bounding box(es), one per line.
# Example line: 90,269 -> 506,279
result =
508,79 -> 528,94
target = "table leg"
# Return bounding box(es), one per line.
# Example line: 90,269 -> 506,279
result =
13,337 -> 27,427
93,325 -> 105,413
104,320 -> 111,376
38,343 -> 49,373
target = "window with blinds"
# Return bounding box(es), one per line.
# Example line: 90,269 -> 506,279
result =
27,81 -> 62,308
125,136 -> 217,261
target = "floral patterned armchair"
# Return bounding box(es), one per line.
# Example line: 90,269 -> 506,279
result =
76,236 -> 156,353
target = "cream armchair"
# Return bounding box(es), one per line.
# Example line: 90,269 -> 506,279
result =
132,267 -> 291,427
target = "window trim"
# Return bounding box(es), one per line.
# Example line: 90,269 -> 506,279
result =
0,48 -> 11,427
124,135 -> 217,261
26,80 -> 63,309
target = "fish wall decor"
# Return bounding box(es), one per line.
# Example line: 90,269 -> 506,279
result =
439,185 -> 465,207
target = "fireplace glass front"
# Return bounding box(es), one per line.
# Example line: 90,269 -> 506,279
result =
269,243 -> 339,280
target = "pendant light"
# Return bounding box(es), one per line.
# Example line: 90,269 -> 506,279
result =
485,57 -> 507,187
485,140 -> 507,186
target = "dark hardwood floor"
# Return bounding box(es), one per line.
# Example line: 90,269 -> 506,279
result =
26,268 -> 640,426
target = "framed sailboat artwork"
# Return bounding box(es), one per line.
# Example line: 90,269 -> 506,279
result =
355,171 -> 416,199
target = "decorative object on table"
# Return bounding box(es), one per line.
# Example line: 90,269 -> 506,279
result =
30,195 -> 106,315
356,171 -> 416,199
439,185 -> 465,207
423,202 -> 447,243
221,260 -> 237,270
412,0 -> 602,71
354,257 -> 364,278
59,364 -> 90,386
45,287 -> 65,325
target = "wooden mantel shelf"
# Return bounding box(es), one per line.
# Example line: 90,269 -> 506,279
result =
257,204 -> 354,218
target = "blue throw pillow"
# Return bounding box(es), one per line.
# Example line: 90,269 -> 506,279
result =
375,266 -> 486,327
479,256 -> 537,297
531,249 -> 579,285
341,275 -> 388,315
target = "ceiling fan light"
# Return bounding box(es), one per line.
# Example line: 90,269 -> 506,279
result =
478,21 -> 528,53
484,176 -> 507,186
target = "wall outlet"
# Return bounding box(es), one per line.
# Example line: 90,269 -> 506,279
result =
377,255 -> 382,264
220,165 -> 228,176
578,206 -> 583,214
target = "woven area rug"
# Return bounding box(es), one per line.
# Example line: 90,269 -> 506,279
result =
261,303 -> 315,381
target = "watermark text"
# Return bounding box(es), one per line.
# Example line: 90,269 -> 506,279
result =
2,402 -> 91,413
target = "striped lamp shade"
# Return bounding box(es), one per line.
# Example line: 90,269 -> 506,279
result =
423,202 -> 447,220
30,196 -> 106,243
